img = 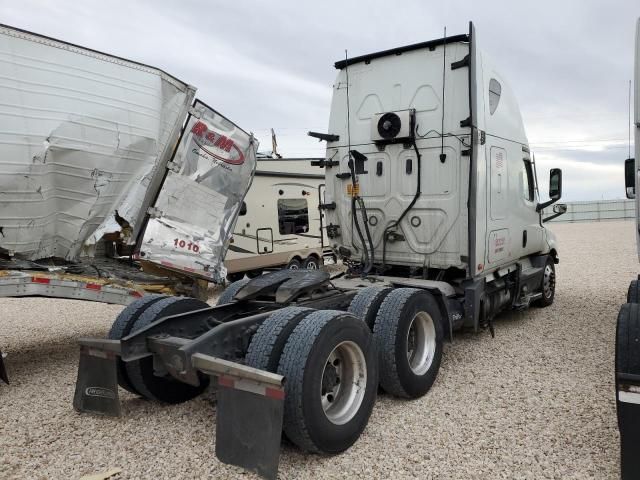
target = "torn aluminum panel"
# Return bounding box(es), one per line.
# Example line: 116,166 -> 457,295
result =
0,24 -> 194,261
139,100 -> 257,283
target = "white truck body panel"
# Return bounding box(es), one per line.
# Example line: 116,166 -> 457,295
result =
324,27 -> 552,278
139,101 -> 257,282
635,18 -> 640,259
0,25 -> 257,285
0,25 -> 194,261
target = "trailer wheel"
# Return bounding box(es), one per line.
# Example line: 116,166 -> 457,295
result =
628,280 -> 640,303
534,256 -> 556,307
348,286 -> 393,330
278,310 -> 377,454
373,288 -> 443,398
616,303 -> 640,477
287,258 -> 302,270
245,307 -> 313,372
226,272 -> 245,283
303,256 -> 320,270
217,278 -> 250,305
108,294 -> 167,394
125,297 -> 211,403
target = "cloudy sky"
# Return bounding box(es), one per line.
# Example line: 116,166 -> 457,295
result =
2,0 -> 637,201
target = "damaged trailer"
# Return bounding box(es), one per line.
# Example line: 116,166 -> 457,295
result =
0,24 -> 257,380
73,22 -> 565,480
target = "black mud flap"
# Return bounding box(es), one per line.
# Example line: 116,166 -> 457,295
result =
617,373 -> 640,479
0,349 -> 8,384
215,375 -> 285,480
73,340 -> 121,417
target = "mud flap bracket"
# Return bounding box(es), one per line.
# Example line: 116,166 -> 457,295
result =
73,339 -> 121,417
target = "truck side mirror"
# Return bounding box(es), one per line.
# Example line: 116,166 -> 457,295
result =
536,168 -> 563,212
549,168 -> 562,200
625,158 -> 636,199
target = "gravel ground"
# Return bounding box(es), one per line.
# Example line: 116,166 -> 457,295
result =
0,220 -> 633,479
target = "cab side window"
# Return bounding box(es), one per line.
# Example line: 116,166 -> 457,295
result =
522,159 -> 535,202
489,78 -> 501,115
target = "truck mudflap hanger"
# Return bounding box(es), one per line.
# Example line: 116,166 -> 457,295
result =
73,269 -> 345,479
74,340 -> 285,478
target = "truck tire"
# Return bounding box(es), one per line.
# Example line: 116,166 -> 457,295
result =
126,297 -> 210,403
616,303 -> 640,478
628,280 -> 640,304
373,288 -> 443,398
217,278 -> 250,305
226,272 -> 245,283
245,307 -> 313,372
287,258 -> 302,270
303,256 -> 320,270
108,294 -> 166,394
347,286 -> 393,330
534,256 -> 556,307
278,310 -> 378,454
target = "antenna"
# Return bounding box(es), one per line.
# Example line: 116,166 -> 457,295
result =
439,27 -> 447,163
345,50 -> 352,165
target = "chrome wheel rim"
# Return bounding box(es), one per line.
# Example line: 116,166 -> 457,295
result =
543,264 -> 555,298
320,340 -> 367,425
289,263 -> 299,270
406,312 -> 436,375
306,260 -> 318,270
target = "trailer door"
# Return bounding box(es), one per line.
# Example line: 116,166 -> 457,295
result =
138,100 -> 257,283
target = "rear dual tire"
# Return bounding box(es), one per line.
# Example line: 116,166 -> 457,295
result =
373,288 -> 444,398
109,295 -> 210,403
246,309 -> 378,454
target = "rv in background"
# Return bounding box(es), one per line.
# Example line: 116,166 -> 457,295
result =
224,158 -> 333,281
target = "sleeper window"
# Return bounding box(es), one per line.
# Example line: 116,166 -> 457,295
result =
522,159 -> 535,202
489,78 -> 501,115
278,198 -> 309,234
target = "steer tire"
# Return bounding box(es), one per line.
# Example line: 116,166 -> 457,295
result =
245,307 -> 314,372
217,278 -> 250,305
126,296 -> 210,403
278,310 -> 378,454
534,256 -> 556,307
628,280 -> 640,304
373,288 -> 443,399
108,294 -> 166,394
348,286 -> 393,330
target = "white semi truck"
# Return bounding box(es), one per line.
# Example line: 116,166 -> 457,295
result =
74,22 -> 565,479
617,17 -> 640,480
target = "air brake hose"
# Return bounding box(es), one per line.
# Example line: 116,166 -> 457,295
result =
381,138 -> 422,271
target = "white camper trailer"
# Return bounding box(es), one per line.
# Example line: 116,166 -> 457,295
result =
617,17 -> 640,480
224,158 -> 331,281
76,23 -> 565,479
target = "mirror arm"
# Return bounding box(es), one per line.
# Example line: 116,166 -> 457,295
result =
542,210 -> 566,223
536,197 -> 559,212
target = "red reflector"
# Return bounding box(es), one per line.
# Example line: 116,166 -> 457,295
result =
31,277 -> 50,284
85,283 -> 102,290
130,291 -> 144,297
265,387 -> 285,400
218,375 -> 235,388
